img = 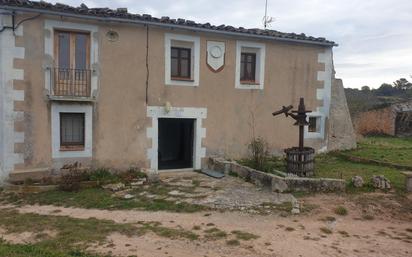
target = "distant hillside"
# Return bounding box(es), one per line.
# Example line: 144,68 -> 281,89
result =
344,78 -> 412,116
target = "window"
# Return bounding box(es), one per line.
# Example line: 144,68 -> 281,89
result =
171,47 -> 191,79
235,41 -> 265,89
165,33 -> 200,86
60,113 -> 85,148
54,31 -> 91,96
305,113 -> 324,139
240,52 -> 256,82
308,117 -> 319,133
55,31 -> 90,70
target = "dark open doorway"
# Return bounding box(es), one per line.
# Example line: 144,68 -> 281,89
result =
395,111 -> 412,136
158,118 -> 194,170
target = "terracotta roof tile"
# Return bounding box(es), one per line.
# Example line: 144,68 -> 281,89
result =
0,0 -> 336,46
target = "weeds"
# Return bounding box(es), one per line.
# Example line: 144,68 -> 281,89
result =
231,230 -> 259,240
334,206 -> 348,216
204,228 -> 227,240
320,227 -> 333,234
226,239 -> 240,246
247,137 -> 269,171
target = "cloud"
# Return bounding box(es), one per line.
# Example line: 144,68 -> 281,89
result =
48,0 -> 412,88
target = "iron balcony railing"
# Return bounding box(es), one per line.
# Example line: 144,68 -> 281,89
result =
51,67 -> 91,97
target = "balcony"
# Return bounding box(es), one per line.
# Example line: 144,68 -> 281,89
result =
48,67 -> 94,101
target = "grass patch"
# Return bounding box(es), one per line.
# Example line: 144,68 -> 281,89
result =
0,209 -> 137,255
351,136 -> 412,166
138,221 -> 198,240
0,242 -> 100,257
226,239 -> 241,246
334,206 -> 348,216
231,230 -> 259,241
204,228 -> 227,240
2,186 -> 205,213
320,227 -> 333,234
0,209 -> 200,256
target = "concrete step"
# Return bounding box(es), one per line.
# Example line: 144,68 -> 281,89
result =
8,167 -> 56,184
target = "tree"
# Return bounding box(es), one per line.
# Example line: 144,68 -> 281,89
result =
361,85 -> 370,92
376,83 -> 395,96
393,78 -> 412,90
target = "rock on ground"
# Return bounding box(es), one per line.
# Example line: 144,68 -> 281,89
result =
352,176 -> 364,188
372,175 -> 391,189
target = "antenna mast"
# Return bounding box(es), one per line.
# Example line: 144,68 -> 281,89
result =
263,0 -> 274,29
264,0 -> 268,29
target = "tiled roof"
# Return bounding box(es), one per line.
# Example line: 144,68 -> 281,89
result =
0,0 -> 336,46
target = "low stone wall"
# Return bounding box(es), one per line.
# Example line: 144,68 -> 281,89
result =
208,157 -> 345,193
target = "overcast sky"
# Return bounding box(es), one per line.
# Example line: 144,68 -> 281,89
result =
50,0 -> 411,89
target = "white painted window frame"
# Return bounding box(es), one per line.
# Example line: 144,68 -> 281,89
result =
51,103 -> 93,159
235,41 -> 266,90
147,106 -> 207,171
305,111 -> 325,139
164,33 -> 200,87
44,20 -> 99,96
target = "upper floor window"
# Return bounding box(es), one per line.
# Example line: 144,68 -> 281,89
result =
240,52 -> 256,82
165,33 -> 200,86
235,41 -> 266,90
53,30 -> 91,97
171,47 -> 191,79
55,31 -> 90,70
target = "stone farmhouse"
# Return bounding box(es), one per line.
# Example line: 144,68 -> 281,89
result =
0,0 -> 355,181
354,100 -> 412,137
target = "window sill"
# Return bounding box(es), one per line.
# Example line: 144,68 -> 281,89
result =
60,145 -> 85,152
236,82 -> 263,90
240,80 -> 260,85
171,77 -> 194,82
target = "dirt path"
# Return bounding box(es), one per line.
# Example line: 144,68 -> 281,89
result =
4,193 -> 412,257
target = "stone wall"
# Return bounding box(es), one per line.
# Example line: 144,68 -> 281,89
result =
353,106 -> 395,136
208,157 -> 346,192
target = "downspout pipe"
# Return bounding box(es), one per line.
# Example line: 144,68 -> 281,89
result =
0,5 -> 337,47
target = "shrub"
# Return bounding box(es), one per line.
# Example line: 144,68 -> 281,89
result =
247,137 -> 269,171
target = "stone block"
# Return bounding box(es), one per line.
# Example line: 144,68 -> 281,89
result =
230,163 -> 250,179
401,171 -> 412,192
271,176 -> 288,192
249,169 -> 272,188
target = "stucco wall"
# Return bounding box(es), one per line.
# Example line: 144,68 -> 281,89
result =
8,14 -> 336,173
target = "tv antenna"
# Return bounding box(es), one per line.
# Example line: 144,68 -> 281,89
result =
263,0 -> 274,29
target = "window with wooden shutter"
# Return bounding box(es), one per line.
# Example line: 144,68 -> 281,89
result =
54,31 -> 91,97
